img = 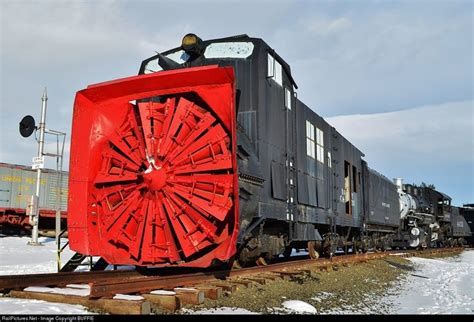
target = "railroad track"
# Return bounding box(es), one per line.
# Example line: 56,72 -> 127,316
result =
0,247 -> 466,314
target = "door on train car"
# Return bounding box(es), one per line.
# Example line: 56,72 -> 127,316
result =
344,161 -> 353,216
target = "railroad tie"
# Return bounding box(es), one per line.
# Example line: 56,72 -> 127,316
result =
193,285 -> 223,300
142,293 -> 179,312
173,288 -> 205,305
9,290 -> 150,315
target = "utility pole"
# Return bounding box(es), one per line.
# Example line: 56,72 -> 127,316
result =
28,88 -> 48,246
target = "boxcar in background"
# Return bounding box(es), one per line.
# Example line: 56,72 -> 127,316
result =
0,162 -> 68,230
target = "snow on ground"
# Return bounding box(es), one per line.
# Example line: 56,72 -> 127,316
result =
182,300 -> 319,315
0,235 -> 91,314
186,250 -> 474,315
182,307 -> 260,315
325,249 -> 474,314
0,235 -> 75,275
311,292 -> 334,302
113,294 -> 144,301
280,300 -> 317,314
24,286 -> 90,297
0,298 -> 92,314
387,250 -> 474,314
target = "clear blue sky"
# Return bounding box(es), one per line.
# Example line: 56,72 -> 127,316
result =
0,0 -> 472,205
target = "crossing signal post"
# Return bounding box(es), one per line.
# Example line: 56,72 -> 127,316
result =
19,88 -> 66,250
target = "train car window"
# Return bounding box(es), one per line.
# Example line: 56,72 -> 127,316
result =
306,121 -> 315,159
316,128 -> 324,164
285,87 -> 292,110
143,50 -> 189,74
204,42 -> 254,58
352,165 -> 357,193
267,53 -> 282,86
328,151 -> 332,168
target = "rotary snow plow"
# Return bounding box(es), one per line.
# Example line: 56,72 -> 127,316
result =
68,66 -> 239,267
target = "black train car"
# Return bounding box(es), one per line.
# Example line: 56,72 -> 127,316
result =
138,34 -> 403,264
362,167 -> 400,249
450,206 -> 472,245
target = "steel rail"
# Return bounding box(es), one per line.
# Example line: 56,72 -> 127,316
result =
0,247 -> 465,298
0,269 -> 140,290
89,247 -> 464,298
88,254 -> 376,297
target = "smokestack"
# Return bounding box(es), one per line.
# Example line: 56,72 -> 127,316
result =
393,178 -> 403,192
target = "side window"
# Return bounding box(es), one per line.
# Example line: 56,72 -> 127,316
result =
328,151 -> 332,168
352,165 -> 357,192
316,128 -> 324,164
285,87 -> 292,110
267,53 -> 282,86
306,121 -> 315,159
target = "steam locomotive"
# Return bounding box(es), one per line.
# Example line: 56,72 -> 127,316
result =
67,34 -> 471,268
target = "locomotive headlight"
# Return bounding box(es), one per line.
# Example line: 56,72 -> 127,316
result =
182,33 -> 204,56
182,34 -> 197,47
411,227 -> 420,236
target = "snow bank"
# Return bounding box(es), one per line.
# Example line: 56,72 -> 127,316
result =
281,300 -> 317,314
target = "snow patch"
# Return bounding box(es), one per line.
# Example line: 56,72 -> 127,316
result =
65,284 -> 90,289
0,298 -> 93,314
182,307 -> 260,315
24,286 -> 90,297
311,292 -> 333,302
113,294 -> 144,301
281,300 -> 317,314
150,290 -> 176,296
0,236 -> 75,275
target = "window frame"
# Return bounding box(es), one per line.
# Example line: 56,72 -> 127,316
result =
306,121 -> 315,159
316,127 -> 324,164
267,53 -> 283,86
285,87 -> 292,110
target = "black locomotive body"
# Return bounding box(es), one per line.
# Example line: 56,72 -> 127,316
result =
138,34 -> 470,265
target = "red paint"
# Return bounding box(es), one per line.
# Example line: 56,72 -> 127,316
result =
68,66 -> 239,267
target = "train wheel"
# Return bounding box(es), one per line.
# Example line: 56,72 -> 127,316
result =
323,237 -> 337,258
308,241 -> 320,259
232,259 -> 242,269
256,256 -> 268,266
